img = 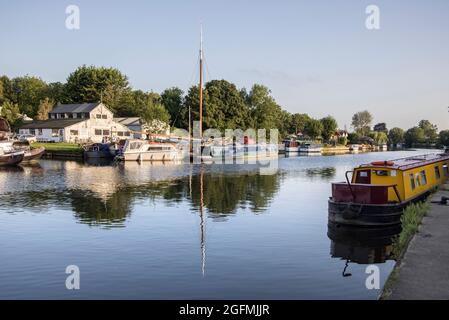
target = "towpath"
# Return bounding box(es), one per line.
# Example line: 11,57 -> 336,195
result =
388,184 -> 449,299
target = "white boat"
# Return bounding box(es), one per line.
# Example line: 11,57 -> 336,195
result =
235,143 -> 278,159
299,143 -> 323,153
117,139 -> 181,161
349,144 -> 360,153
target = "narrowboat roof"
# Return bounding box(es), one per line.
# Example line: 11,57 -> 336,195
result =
358,152 -> 449,171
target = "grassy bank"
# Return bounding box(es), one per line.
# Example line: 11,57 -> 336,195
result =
31,142 -> 84,154
381,201 -> 431,299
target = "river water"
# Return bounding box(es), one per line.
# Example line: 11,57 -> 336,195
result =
0,150 -> 426,299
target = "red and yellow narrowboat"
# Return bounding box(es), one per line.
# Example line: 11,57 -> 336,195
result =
329,152 -> 449,226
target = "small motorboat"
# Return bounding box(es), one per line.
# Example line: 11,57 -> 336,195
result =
12,141 -> 45,162
0,142 -> 25,166
116,139 -> 181,161
283,139 -> 299,153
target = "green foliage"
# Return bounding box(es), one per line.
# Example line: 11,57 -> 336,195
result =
373,122 -> 388,133
140,98 -> 171,124
0,101 -> 22,128
418,120 -> 438,144
290,113 -> 310,134
161,87 -> 184,127
10,76 -> 49,117
304,118 -> 323,139
388,127 -> 405,145
320,116 -> 338,142
347,132 -> 361,144
36,98 -> 55,120
439,130 -> 449,147
405,126 -> 425,147
64,65 -> 129,112
338,136 -> 348,146
31,142 -> 83,153
392,201 -> 430,259
368,131 -> 388,145
246,84 -> 282,132
351,110 -> 373,136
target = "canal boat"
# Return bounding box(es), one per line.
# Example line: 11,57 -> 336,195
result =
117,139 -> 180,161
12,141 -> 45,162
329,152 -> 449,227
283,139 -> 299,153
299,143 -> 323,153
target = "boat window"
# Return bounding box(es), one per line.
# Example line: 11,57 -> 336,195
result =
375,170 -> 389,176
409,174 -> 415,190
130,142 -> 142,150
415,174 -> 421,187
420,170 -> 427,185
435,166 -> 441,180
443,163 -> 449,177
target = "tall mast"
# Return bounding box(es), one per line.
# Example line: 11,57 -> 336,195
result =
199,25 -> 203,138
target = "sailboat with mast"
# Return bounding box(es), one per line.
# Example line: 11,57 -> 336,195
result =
195,27 -> 278,161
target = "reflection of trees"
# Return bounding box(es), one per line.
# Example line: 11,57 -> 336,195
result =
1,169 -> 282,227
305,167 -> 336,180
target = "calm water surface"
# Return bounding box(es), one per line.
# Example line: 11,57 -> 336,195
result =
0,150 -> 425,299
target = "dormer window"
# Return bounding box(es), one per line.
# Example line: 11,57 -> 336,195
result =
96,114 -> 102,119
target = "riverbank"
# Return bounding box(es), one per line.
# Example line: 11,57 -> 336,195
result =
383,184 -> 449,299
31,142 -> 84,159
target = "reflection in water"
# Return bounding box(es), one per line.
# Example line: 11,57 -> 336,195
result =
0,160 -> 283,227
328,222 -> 401,276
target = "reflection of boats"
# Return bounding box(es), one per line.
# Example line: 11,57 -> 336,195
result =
117,139 -> 181,161
299,143 -> 323,153
328,222 -> 400,267
329,153 -> 449,226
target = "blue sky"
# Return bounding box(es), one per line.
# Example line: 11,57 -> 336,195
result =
1,0 -> 448,130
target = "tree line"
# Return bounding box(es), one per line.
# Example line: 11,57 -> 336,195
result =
1,65 -> 448,147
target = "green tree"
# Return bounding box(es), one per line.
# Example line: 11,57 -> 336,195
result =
0,79 -> 4,104
368,131 -> 388,145
418,120 -> 438,144
351,110 -> 373,136
36,97 -> 55,120
0,101 -> 22,128
161,87 -> 184,128
64,65 -> 129,112
373,122 -> 388,133
439,130 -> 449,147
246,84 -> 282,132
140,98 -> 170,124
320,116 -> 338,142
10,76 -> 49,117
304,118 -> 323,140
405,127 -> 425,147
388,127 -> 405,146
291,113 -> 310,134
347,132 -> 361,144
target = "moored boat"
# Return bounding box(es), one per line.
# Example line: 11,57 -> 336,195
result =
283,139 -> 299,153
328,152 -> 449,227
299,143 -> 323,153
12,141 -> 45,162
117,139 -> 180,161
83,143 -> 115,159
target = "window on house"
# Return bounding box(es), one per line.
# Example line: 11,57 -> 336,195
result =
435,166 -> 441,180
102,130 -> 110,136
95,129 -> 102,135
85,113 -> 90,119
38,129 -> 43,135
96,114 -> 102,119
118,132 -> 124,137
102,114 -> 107,119
124,132 -> 131,137
409,173 -> 415,190
443,163 -> 449,177
420,170 -> 427,185
70,130 -> 78,136
78,113 -> 84,118
52,129 -> 59,137
29,129 -> 36,135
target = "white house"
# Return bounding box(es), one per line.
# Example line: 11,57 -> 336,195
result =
19,103 -> 132,143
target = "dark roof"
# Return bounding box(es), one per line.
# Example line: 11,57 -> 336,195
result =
20,119 -> 86,129
49,103 -> 101,114
359,153 -> 449,171
114,117 -> 141,126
